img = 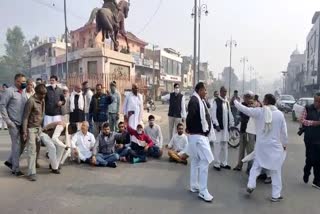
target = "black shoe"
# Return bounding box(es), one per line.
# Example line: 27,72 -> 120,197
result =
221,165 -> 231,170
28,174 -> 37,181
213,166 -> 221,171
36,162 -> 40,169
49,164 -> 61,170
246,187 -> 254,194
258,173 -> 267,180
271,196 -> 283,202
46,152 -> 49,159
303,173 -> 310,184
312,182 -> 320,190
107,162 -> 117,168
15,171 -> 25,177
4,161 -> 12,170
264,177 -> 272,184
233,166 -> 242,171
51,169 -> 61,174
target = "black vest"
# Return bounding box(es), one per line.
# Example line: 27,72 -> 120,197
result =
304,104 -> 320,144
168,92 -> 183,118
215,97 -> 230,130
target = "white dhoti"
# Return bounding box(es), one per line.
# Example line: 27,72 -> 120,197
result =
213,129 -> 230,167
44,115 -> 63,127
187,135 -> 214,194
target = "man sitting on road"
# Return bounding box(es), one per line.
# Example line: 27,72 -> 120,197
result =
71,121 -> 96,164
115,121 -> 131,162
144,115 -> 163,158
127,114 -> 154,164
166,123 -> 188,165
91,122 -> 122,168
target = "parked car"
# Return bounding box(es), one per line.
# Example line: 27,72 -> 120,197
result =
292,97 -> 313,121
276,95 -> 296,113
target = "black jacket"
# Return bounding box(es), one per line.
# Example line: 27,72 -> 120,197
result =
45,86 -> 65,116
186,96 -> 211,136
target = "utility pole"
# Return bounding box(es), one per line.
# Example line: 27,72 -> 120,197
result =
193,0 -> 198,86
64,0 -> 69,84
240,56 -> 248,94
225,37 -> 237,97
152,45 -> 159,100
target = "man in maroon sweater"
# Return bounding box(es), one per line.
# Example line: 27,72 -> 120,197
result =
127,114 -> 153,164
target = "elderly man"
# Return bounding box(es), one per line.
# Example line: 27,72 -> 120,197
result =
211,86 -> 234,171
123,84 -> 144,130
162,83 -> 187,140
70,83 -> 85,125
71,121 -> 96,163
234,94 -> 288,202
22,84 -> 47,181
186,82 -> 215,202
23,79 -> 35,99
1,74 -> 28,176
44,75 -> 65,126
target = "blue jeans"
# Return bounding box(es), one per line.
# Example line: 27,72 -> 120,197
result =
96,153 -> 119,166
108,113 -> 119,132
148,146 -> 162,158
116,145 -> 131,158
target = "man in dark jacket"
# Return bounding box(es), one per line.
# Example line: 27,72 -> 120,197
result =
300,92 -> 320,189
89,84 -> 113,137
44,75 -> 65,126
186,82 -> 214,202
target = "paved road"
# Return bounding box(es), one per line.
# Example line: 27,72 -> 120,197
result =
0,105 -> 319,214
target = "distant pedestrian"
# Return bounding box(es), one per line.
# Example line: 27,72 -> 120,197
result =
22,84 -> 47,181
0,74 -> 28,176
123,84 -> 143,130
44,75 -> 65,126
69,83 -> 85,126
162,83 -> 187,140
89,84 -> 113,136
108,81 -> 121,132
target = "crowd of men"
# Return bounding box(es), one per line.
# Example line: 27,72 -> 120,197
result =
1,73 -> 319,203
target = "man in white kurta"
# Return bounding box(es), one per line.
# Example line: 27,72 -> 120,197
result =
123,84 -> 143,130
211,87 -> 234,170
234,94 -> 288,202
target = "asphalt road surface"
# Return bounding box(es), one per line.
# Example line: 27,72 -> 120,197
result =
0,105 -> 318,214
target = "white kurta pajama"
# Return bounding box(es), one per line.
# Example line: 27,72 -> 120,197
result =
234,100 -> 288,198
211,97 -> 234,167
123,92 -> 143,130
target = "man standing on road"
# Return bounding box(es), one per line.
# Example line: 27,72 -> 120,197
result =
0,74 -> 28,176
186,82 -> 214,202
69,83 -> 85,126
123,84 -> 143,130
211,86 -> 234,171
163,83 -> 187,140
300,92 -> 320,189
22,84 -> 47,181
234,94 -> 288,202
89,84 -> 113,136
44,75 -> 65,126
108,81 -> 121,132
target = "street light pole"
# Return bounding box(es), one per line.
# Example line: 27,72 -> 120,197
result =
193,0 -> 198,86
225,37 -> 237,98
197,0 -> 208,82
64,0 -> 69,84
240,56 -> 248,94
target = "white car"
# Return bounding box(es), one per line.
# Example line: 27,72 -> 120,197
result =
292,97 -> 313,121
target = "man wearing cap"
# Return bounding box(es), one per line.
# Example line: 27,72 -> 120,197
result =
108,81 -> 121,132
162,83 -> 187,140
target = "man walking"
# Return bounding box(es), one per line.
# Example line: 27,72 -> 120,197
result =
211,86 -> 234,171
108,81 -> 121,132
22,84 -> 47,181
234,94 -> 288,202
186,82 -> 214,202
300,92 -> 320,189
162,83 -> 187,140
89,84 -> 113,136
1,74 -> 28,176
44,75 -> 65,126
123,84 -> 143,130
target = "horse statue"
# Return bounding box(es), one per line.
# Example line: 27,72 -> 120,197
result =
88,0 -> 130,53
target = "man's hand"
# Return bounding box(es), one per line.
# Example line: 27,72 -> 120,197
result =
181,118 -> 185,123
91,156 -> 96,165
165,144 -> 169,149
144,146 -> 149,152
7,121 -> 15,129
116,144 -> 124,149
314,121 -> 320,126
65,146 -> 70,151
73,148 -> 79,157
216,127 -> 221,132
57,101 -> 63,107
22,132 -> 28,141
283,146 -> 287,151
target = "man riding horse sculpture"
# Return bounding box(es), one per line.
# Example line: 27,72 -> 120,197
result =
87,0 -> 130,53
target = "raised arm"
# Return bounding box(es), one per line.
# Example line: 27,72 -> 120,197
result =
234,100 -> 261,118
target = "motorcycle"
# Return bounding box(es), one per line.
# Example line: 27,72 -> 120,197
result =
147,99 -> 156,112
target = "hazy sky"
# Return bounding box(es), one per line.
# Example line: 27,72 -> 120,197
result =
1,0 -> 319,83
